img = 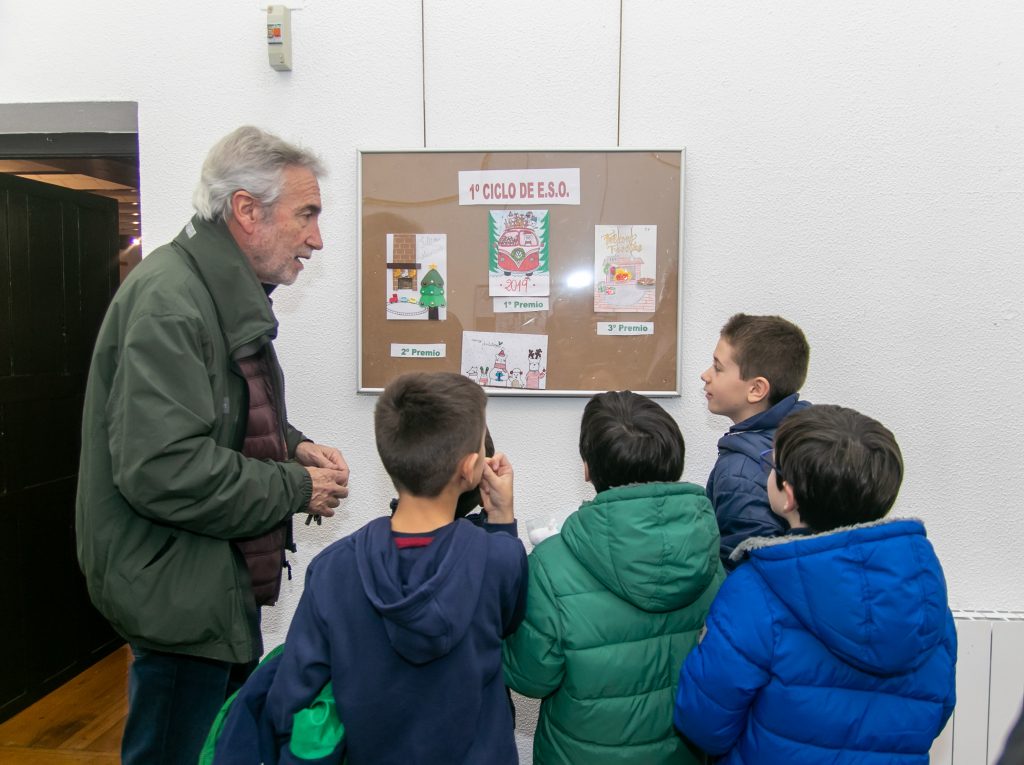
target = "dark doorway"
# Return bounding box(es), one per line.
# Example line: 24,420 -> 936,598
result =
0,166 -> 123,720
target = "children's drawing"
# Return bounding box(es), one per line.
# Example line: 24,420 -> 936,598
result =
462,331 -> 548,391
491,349 -> 509,386
419,267 -> 446,320
385,233 -> 447,320
593,225 -> 657,313
489,210 -> 550,298
525,348 -> 546,390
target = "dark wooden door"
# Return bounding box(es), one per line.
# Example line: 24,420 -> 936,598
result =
0,173 -> 121,721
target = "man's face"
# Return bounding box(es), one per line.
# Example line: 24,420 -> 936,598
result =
700,337 -> 752,421
247,165 -> 323,285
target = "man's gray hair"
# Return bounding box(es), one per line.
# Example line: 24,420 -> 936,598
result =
192,126 -> 326,222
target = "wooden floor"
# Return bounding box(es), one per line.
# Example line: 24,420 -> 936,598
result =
0,645 -> 129,764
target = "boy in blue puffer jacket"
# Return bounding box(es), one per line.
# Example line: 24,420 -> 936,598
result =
674,405 -> 957,764
700,313 -> 811,569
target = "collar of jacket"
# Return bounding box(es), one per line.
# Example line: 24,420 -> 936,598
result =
726,393 -> 806,437
729,515 -> 925,562
171,214 -> 278,358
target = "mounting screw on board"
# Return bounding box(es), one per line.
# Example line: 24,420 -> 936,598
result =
267,5 -> 292,71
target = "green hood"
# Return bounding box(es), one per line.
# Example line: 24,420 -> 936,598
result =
560,482 -> 720,612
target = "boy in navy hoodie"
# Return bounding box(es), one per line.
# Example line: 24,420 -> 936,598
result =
266,372 -> 527,764
701,313 -> 810,568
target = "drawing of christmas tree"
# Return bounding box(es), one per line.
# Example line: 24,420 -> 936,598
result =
489,213 -> 503,273
419,264 -> 446,320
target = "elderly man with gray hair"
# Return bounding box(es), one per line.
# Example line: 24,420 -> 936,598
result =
76,126 -> 349,765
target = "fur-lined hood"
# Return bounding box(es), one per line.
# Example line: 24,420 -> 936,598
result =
730,515 -> 921,559
730,517 -> 950,676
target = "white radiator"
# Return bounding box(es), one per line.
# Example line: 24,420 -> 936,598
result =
930,611 -> 1024,764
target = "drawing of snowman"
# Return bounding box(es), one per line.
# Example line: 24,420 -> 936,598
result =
490,349 -> 508,387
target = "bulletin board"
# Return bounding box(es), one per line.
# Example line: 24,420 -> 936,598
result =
357,149 -> 683,396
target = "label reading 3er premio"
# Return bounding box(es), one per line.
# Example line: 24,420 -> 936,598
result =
597,322 -> 654,336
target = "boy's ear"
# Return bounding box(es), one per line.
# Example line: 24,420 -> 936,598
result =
782,481 -> 799,514
746,376 -> 770,405
583,461 -> 590,484
457,450 -> 481,487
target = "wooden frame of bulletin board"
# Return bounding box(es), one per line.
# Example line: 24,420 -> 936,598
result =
357,149 -> 684,396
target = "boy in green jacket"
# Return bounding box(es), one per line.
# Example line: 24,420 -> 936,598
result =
503,391 -> 724,764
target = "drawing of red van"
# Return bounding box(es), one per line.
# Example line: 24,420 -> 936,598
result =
495,227 -> 540,276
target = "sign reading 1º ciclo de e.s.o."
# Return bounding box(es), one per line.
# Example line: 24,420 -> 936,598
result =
458,168 -> 581,206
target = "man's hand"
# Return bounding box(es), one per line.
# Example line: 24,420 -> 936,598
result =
480,452 -> 514,524
296,441 -> 349,480
305,466 -> 348,518
297,442 -> 349,521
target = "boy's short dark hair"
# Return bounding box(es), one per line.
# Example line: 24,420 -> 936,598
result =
774,405 -> 903,531
579,390 -> 684,494
720,314 -> 810,405
375,372 -> 487,497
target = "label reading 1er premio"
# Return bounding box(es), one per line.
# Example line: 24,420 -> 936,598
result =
493,297 -> 550,313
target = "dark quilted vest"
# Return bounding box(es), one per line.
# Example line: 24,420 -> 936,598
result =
233,349 -> 291,606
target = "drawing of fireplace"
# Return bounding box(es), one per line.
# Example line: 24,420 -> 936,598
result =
387,234 -> 421,291
603,225 -> 645,285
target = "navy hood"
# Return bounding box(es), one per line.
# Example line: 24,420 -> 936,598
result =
738,518 -> 950,675
354,517 -> 487,665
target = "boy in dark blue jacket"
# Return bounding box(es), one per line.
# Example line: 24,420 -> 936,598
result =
701,313 -> 810,568
674,405 -> 957,764
266,372 -> 527,764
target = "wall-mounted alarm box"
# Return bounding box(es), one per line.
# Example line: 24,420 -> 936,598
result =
267,5 -> 292,71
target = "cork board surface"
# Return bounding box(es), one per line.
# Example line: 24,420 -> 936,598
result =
358,149 -> 682,396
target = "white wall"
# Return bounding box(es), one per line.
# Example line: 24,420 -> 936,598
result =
4,0 -> 1022,757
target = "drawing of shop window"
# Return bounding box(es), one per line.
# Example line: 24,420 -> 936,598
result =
593,224 -> 658,313
388,233 -> 420,291
603,226 -> 644,284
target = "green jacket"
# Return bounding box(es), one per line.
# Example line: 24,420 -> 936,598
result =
503,482 -> 724,765
76,215 -> 312,664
